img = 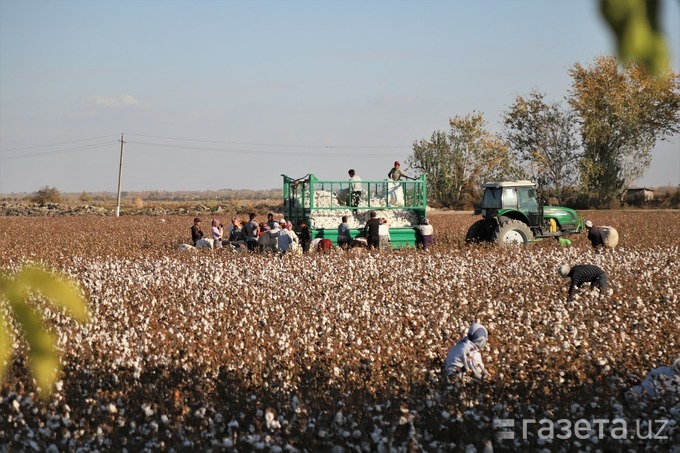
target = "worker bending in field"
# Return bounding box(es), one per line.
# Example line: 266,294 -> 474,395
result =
444,323 -> 488,379
557,264 -> 608,302
584,220 -> 604,249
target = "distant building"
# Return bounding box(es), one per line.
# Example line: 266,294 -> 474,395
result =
625,188 -> 654,203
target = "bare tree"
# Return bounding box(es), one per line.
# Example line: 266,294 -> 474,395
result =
503,90 -> 581,205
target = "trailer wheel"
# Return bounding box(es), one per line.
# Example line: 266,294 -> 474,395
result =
492,219 -> 533,245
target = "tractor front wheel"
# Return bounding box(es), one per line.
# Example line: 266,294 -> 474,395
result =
492,219 -> 533,245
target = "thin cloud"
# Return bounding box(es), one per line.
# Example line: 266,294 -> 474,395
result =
88,94 -> 144,107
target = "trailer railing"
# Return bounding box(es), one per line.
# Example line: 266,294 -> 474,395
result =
282,174 -> 427,248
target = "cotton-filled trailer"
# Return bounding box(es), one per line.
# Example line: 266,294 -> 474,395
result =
282,174 -> 427,248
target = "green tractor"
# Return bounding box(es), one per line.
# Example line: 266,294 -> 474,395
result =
465,180 -> 584,245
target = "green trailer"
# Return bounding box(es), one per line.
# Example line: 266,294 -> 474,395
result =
282,174 -> 427,248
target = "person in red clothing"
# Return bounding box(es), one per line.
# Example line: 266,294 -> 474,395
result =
317,238 -> 333,252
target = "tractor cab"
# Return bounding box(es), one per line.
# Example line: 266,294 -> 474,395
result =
478,181 -> 543,228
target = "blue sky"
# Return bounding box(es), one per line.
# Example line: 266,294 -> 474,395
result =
1,0 -> 678,194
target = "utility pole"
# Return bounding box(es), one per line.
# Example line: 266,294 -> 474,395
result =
115,133 -> 125,217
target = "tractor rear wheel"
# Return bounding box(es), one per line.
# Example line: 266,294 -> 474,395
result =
465,219 -> 491,243
492,219 -> 533,245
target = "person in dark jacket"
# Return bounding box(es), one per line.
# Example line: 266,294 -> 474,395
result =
585,220 -> 604,248
298,219 -> 312,253
191,217 -> 203,246
364,211 -> 381,249
558,264 -> 608,301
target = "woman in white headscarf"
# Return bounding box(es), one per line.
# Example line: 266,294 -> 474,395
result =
444,323 -> 488,379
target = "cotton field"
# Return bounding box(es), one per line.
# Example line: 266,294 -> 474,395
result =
0,211 -> 678,452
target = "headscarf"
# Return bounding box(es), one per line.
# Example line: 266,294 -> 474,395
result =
467,323 -> 488,349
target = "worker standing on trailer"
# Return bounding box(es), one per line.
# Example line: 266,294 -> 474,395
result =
387,161 -> 412,181
348,169 -> 362,207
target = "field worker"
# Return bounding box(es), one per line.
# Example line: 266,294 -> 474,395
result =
228,218 -> 246,248
584,220 -> 604,249
285,221 -> 299,252
628,356 -> 680,401
267,212 -> 277,229
387,161 -> 412,181
317,238 -> 333,252
310,237 -> 323,252
277,222 -> 295,255
191,217 -> 204,246
260,225 -> 279,253
557,264 -> 608,301
415,218 -> 434,250
378,218 -> 391,250
337,216 -> 352,248
244,213 -> 260,251
298,219 -> 312,253
444,323 -> 488,379
348,169 -> 362,207
364,211 -> 381,249
211,219 -> 224,248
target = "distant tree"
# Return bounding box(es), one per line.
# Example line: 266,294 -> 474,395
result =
568,56 -> 680,206
31,186 -> 62,204
79,191 -> 92,203
1,266 -> 89,399
503,90 -> 581,205
408,112 -> 520,207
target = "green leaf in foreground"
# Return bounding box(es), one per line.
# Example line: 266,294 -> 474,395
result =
0,265 -> 89,399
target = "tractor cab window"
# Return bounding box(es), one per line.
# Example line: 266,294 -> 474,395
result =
518,187 -> 539,212
482,188 -> 502,209
502,188 -> 517,209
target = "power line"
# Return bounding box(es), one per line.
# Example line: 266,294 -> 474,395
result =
0,141 -> 117,160
0,134 -> 120,153
0,133 -> 414,161
125,140 -> 401,157
125,133 -> 411,149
